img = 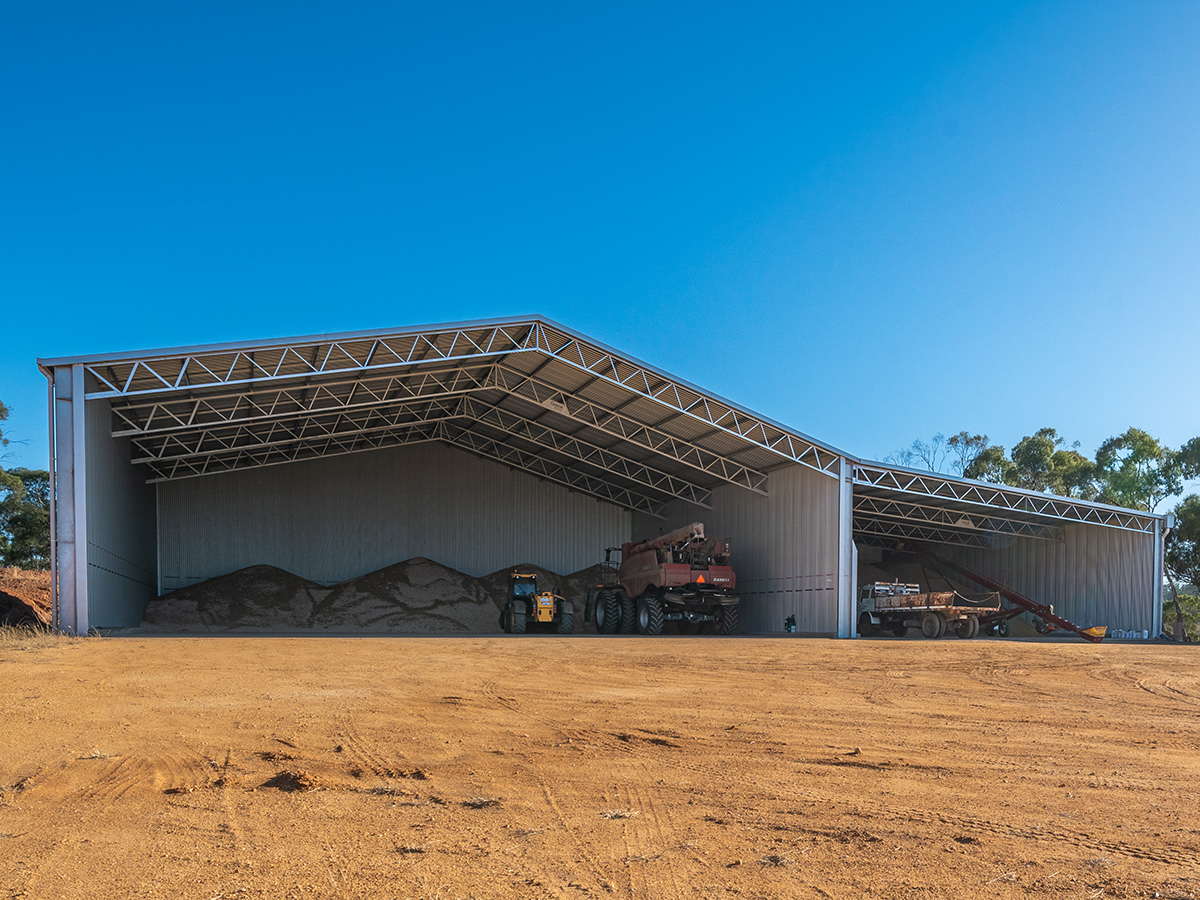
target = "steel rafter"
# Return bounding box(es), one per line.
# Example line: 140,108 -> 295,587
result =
525,321 -> 843,477
853,463 -> 1158,534
84,323 -> 542,400
853,494 -> 1066,543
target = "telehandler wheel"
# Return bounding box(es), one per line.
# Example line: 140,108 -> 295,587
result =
510,601 -> 527,634
558,605 -> 575,635
618,591 -> 636,634
637,593 -> 664,635
719,604 -> 739,635
920,612 -> 944,639
500,602 -> 512,634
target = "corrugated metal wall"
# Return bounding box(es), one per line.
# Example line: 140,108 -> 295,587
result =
632,464 -> 842,634
157,442 -> 631,590
84,398 -> 158,627
943,522 -> 1157,634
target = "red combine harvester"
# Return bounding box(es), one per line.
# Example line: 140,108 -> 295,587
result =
586,523 -> 740,635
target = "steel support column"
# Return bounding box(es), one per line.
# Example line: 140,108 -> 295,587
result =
1152,517 -> 1164,638
52,365 -> 88,635
837,456 -> 855,638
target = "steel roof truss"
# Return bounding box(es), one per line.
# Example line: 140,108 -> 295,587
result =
86,323 -> 541,400
853,463 -> 1157,534
853,494 -> 1065,542
144,420 -> 444,483
492,365 -> 769,494
110,362 -> 498,437
456,397 -> 712,508
527,322 -> 841,477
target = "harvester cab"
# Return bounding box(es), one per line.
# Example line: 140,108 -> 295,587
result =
502,571 -> 574,635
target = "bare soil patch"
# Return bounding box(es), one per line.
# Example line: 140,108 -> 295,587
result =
1,637 -> 1198,899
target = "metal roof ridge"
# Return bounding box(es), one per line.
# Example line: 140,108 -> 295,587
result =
854,456 -> 1167,522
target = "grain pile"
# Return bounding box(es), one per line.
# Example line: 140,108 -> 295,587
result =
142,558 -> 609,633
142,565 -> 329,632
0,567 -> 52,626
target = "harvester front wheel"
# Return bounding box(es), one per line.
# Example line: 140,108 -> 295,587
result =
719,604 -> 739,635
596,590 -> 619,634
618,591 -> 636,634
637,592 -> 664,635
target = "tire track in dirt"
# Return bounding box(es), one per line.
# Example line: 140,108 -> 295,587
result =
537,780 -> 618,896
80,748 -> 211,800
336,715 -> 430,781
488,667 -> 1200,872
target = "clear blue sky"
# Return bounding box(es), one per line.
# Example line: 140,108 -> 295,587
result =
2,1 -> 1198,475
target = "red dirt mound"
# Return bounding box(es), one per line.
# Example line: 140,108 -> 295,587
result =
0,567 -> 52,626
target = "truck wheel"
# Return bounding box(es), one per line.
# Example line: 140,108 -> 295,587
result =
510,602 -> 527,634
857,612 -> 876,637
637,594 -> 664,635
891,623 -> 908,637
920,612 -> 944,639
719,605 -> 739,635
618,591 -> 636,634
558,606 -> 574,635
954,617 -> 980,639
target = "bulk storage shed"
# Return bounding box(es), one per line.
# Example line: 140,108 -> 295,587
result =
38,316 -> 1167,637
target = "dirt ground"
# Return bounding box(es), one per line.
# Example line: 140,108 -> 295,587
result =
1,635 -> 1198,900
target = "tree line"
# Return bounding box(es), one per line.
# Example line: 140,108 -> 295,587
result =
888,426 -> 1200,631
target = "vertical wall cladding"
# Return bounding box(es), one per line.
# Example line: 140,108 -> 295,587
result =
157,442 -> 631,590
632,464 -> 841,634
943,522 -> 1156,634
84,398 -> 158,627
